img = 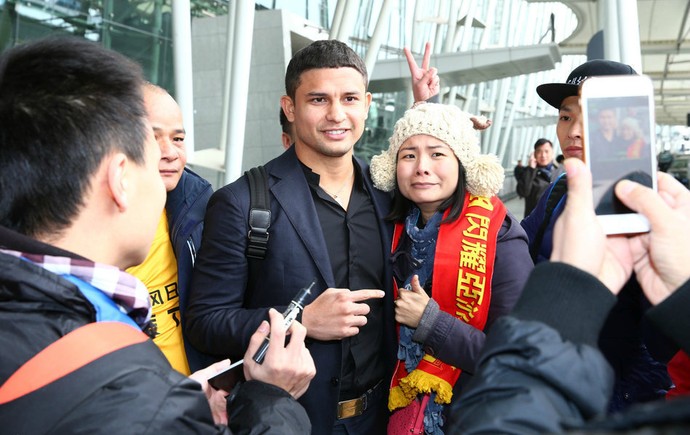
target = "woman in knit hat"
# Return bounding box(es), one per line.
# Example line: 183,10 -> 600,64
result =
370,103 -> 533,434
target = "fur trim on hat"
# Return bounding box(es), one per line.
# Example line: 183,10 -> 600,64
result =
370,103 -> 504,197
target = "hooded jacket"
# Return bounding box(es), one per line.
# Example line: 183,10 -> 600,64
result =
0,226 -> 310,434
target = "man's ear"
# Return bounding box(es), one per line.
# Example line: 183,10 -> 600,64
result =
364,91 -> 372,120
280,95 -> 295,123
107,153 -> 129,212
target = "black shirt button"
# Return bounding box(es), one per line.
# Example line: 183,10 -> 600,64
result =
331,377 -> 340,386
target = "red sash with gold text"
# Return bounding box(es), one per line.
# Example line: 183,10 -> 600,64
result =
388,193 -> 507,410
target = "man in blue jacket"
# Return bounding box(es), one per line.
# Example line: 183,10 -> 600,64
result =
128,84 -> 215,373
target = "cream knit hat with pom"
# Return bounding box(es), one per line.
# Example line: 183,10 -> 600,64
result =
370,103 -> 504,197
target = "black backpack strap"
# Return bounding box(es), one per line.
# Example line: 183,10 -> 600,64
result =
529,174 -> 568,263
246,166 -> 271,260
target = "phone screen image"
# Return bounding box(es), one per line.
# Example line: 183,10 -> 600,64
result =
581,75 -> 657,235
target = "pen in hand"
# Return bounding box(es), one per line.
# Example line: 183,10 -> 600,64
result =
252,280 -> 315,364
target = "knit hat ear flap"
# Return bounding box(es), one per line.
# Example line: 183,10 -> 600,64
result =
370,150 -> 397,192
464,154 -> 505,197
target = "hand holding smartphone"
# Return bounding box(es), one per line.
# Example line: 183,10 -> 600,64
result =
207,359 -> 245,391
580,74 -> 657,234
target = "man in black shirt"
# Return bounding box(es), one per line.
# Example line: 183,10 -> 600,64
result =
186,40 -> 395,434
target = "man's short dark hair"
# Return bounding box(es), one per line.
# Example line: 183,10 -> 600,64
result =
284,40 -> 368,99
0,37 -> 148,238
534,138 -> 553,151
279,107 -> 291,135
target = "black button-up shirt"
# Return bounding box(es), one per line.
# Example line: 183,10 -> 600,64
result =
302,160 -> 385,399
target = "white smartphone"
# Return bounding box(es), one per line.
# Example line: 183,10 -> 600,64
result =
580,74 -> 657,235
208,359 -> 245,391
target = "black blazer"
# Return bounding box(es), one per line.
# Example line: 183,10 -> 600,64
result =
186,147 -> 395,433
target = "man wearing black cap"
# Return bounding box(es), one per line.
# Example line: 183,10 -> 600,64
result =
520,60 -> 673,413
522,59 -> 637,262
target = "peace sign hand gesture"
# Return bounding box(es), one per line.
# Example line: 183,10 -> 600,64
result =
404,42 -> 440,103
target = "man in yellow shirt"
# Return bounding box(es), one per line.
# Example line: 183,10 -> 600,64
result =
128,84 -> 213,374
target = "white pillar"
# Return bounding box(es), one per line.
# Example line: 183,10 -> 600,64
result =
364,0 -> 396,77
444,0 -> 459,52
172,0 -> 195,157
224,1 -> 255,185
329,0 -> 346,40
218,0 -> 237,151
465,0 -> 495,114
497,75 -> 525,165
519,127 -> 531,163
601,0 -> 620,61
432,0 -> 447,69
335,0 -> 358,43
457,0 -> 475,51
410,0 -> 424,51
487,78 -> 511,156
444,0 -> 460,104
617,0 -> 642,72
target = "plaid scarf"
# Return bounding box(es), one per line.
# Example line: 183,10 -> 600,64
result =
2,249 -> 152,331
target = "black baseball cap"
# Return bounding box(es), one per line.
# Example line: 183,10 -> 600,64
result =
537,59 -> 638,109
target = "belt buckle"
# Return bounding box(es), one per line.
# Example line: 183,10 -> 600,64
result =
337,395 -> 366,419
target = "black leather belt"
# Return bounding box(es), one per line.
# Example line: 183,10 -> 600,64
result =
336,380 -> 383,420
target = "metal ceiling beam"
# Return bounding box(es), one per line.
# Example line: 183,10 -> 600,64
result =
654,88 -> 690,95
647,71 -> 690,80
369,43 -> 561,93
558,41 -> 690,56
511,115 -> 558,127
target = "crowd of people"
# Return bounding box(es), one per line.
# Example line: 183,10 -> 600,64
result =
0,35 -> 688,435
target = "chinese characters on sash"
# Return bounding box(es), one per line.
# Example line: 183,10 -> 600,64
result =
456,195 -> 493,322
